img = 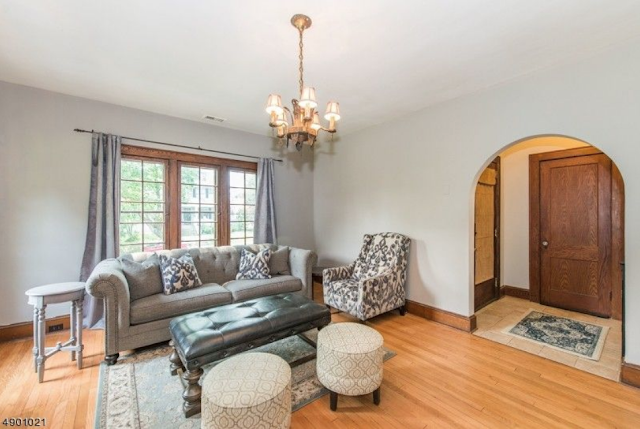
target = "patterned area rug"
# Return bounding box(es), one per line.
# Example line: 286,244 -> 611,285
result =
95,329 -> 396,429
503,310 -> 609,360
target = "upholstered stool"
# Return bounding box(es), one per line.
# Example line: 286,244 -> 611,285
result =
201,352 -> 291,429
316,322 -> 384,410
25,282 -> 85,383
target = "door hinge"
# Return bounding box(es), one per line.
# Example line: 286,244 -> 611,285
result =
494,229 -> 498,238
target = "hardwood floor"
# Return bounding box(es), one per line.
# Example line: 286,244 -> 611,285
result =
1,288 -> 640,428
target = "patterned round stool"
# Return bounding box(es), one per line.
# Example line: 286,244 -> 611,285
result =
317,322 -> 384,410
201,352 -> 291,429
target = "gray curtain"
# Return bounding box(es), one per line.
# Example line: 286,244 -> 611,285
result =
80,133 -> 121,328
254,158 -> 277,244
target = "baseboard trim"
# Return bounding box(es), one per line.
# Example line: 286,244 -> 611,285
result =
0,315 -> 71,343
406,300 -> 477,332
622,361 -> 640,389
500,285 -> 531,300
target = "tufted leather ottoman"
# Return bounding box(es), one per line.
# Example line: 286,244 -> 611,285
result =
201,352 -> 291,429
168,293 -> 330,417
316,322 -> 384,410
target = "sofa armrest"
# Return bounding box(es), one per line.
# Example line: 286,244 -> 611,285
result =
323,262 -> 356,283
85,259 -> 131,355
289,247 -> 317,299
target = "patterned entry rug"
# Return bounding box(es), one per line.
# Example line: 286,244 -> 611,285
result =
503,310 -> 609,361
95,329 -> 396,429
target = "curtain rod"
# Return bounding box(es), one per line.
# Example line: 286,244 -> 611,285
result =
73,128 -> 283,162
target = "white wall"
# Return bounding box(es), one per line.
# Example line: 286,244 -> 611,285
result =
0,81 -> 314,326
499,136 -> 588,289
314,38 -> 640,365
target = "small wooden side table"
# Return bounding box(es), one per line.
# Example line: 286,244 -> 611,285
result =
312,266 -> 332,301
25,282 -> 86,383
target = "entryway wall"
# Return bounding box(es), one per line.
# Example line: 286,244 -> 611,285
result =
499,136 -> 588,291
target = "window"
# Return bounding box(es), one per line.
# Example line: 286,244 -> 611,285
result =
118,146 -> 257,255
180,165 -> 218,249
229,169 -> 257,245
119,158 -> 167,253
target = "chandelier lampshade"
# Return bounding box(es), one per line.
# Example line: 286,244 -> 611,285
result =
311,111 -> 322,131
265,94 -> 284,124
300,87 -> 318,108
265,14 -> 341,149
324,101 -> 341,130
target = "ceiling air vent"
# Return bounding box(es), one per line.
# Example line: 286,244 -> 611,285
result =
203,115 -> 226,123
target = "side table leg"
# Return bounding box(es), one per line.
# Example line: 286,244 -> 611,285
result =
32,307 -> 38,373
75,299 -> 83,370
36,305 -> 46,383
70,300 -> 77,362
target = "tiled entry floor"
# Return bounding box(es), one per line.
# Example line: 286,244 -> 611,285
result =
474,296 -> 622,381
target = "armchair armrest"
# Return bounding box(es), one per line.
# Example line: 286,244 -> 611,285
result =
359,270 -> 397,292
85,259 -> 131,355
356,269 -> 405,320
323,262 -> 356,283
289,247 -> 317,299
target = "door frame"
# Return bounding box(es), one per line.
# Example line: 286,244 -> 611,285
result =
474,156 -> 501,311
529,146 -> 624,319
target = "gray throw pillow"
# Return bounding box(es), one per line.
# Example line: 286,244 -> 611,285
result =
121,254 -> 163,301
236,248 -> 272,280
269,247 -> 290,275
159,253 -> 202,295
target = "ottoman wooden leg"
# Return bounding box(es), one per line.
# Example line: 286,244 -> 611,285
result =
105,353 -> 119,366
169,340 -> 185,376
329,390 -> 338,411
373,387 -> 381,405
182,368 -> 203,418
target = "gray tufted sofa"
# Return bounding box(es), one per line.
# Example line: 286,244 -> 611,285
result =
85,244 -> 316,364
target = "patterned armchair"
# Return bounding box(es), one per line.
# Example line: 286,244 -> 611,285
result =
323,233 -> 411,321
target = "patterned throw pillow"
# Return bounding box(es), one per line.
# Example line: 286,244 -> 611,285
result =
159,254 -> 202,295
236,248 -> 272,280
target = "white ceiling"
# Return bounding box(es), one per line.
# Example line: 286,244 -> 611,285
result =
2,0 -> 640,136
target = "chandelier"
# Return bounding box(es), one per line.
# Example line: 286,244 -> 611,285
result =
265,14 -> 341,150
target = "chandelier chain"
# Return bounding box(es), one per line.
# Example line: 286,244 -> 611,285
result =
298,28 -> 304,98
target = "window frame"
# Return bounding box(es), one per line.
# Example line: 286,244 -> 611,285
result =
119,156 -> 170,253
120,145 -> 257,253
177,161 -> 220,249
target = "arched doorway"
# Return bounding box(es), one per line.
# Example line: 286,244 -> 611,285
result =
471,135 -> 625,381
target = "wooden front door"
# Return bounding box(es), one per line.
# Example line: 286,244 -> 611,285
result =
474,158 -> 500,311
538,152 -> 612,317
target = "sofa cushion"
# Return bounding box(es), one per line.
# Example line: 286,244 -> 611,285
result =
224,275 -> 302,302
130,283 -> 232,325
120,254 -> 163,301
236,248 -> 272,280
159,253 -> 202,295
269,246 -> 290,275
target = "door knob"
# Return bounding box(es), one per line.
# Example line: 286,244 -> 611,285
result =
542,240 -> 549,248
